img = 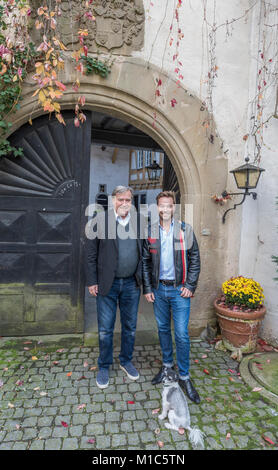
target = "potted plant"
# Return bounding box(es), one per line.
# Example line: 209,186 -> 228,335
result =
214,276 -> 266,355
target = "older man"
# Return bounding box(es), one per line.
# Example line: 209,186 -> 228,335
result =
86,186 -> 143,389
142,191 -> 201,403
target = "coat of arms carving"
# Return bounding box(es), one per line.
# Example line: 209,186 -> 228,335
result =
30,0 -> 144,56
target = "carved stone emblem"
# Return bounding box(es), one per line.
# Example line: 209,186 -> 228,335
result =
30,0 -> 145,56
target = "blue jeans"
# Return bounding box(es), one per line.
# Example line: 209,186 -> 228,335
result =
96,276 -> 140,370
153,283 -> 191,378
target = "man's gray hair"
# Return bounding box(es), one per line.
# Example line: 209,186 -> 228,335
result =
112,185 -> 134,197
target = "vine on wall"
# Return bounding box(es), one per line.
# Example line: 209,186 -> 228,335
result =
0,0 -> 111,157
146,0 -> 278,165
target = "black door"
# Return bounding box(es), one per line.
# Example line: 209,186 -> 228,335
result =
0,111 -> 91,335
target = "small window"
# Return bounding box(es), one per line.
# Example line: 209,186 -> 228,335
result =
137,150 -> 143,169
145,151 -> 152,167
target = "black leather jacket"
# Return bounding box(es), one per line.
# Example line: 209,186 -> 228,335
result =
142,220 -> 201,294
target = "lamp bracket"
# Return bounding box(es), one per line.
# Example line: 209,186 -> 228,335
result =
222,189 -> 257,223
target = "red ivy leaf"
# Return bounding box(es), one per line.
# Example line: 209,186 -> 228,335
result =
170,98 -> 177,107
61,421 -> 68,427
127,401 -> 135,404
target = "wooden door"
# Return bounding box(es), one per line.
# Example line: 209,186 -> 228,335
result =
0,112 -> 91,335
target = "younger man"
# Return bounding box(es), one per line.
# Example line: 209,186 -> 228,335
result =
142,191 -> 201,403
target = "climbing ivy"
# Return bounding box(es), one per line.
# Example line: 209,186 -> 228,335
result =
81,55 -> 111,78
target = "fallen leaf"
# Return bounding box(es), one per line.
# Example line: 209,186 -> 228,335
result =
235,392 -> 243,402
178,428 -> 185,435
0,380 -> 4,388
15,424 -> 21,430
8,403 -> 15,408
15,380 -> 24,386
203,369 -> 210,375
83,361 -> 88,367
154,428 -> 160,435
40,391 -> 47,396
32,356 -> 38,361
87,439 -> 95,444
157,440 -> 164,448
194,359 -> 199,363
23,341 -> 32,344
152,408 -> 160,415
33,387 -> 40,391
52,361 -> 59,365
252,387 -> 263,392
90,366 -> 97,371
77,375 -> 86,381
262,435 -> 275,446
23,347 -> 30,350
205,397 -> 213,402
56,349 -> 65,353
61,421 -> 68,427
67,372 -> 72,377
3,367 -> 9,371
77,404 -> 86,410
202,354 -> 208,359
226,432 -> 231,440
228,369 -> 236,374
229,377 -> 235,382
127,401 -> 135,404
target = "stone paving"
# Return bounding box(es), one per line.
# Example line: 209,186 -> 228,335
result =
0,340 -> 278,451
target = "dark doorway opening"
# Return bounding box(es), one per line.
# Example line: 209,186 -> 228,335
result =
84,111 -> 180,344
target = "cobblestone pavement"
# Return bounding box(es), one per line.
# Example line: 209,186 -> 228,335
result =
0,340 -> 278,451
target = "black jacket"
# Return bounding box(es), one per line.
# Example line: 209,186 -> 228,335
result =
142,220 -> 200,294
85,209 -> 144,296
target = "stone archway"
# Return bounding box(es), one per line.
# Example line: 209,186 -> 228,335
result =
7,58 -> 228,334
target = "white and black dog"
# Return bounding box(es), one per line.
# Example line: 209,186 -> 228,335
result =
159,368 -> 205,449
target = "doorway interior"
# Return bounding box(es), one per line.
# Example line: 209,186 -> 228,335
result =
84,111 -> 180,345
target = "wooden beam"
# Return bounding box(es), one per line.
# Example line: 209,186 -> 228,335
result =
91,128 -> 163,150
112,148 -> 119,164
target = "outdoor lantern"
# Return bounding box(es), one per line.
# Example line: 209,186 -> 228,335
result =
146,160 -> 163,181
222,157 -> 265,223
230,157 -> 265,190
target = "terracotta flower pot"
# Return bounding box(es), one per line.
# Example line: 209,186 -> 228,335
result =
214,298 -> 266,354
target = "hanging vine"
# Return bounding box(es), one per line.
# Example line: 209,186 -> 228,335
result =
0,0 -> 112,157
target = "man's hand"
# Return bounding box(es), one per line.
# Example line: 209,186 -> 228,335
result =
88,285 -> 98,296
180,287 -> 193,298
144,293 -> 155,303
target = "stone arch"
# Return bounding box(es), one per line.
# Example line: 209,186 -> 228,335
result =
7,58 -> 228,332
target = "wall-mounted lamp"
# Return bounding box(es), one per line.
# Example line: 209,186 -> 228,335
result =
222,157 -> 265,223
146,160 -> 163,181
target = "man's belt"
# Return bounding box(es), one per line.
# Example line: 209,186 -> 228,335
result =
160,279 -> 175,286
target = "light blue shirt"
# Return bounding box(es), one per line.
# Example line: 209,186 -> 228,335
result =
159,220 -> 175,280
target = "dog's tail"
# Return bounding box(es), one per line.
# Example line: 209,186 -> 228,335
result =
187,426 -> 205,449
